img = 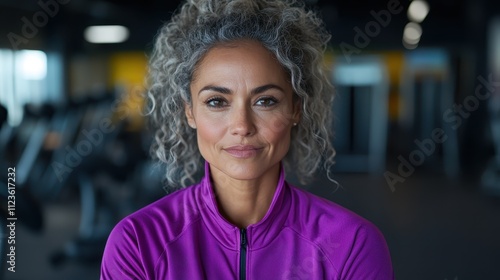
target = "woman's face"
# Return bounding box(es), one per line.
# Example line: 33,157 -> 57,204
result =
186,39 -> 300,181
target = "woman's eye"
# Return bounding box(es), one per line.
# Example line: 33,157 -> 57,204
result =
255,97 -> 278,107
205,97 -> 227,108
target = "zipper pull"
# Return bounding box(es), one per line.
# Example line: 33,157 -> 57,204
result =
240,228 -> 247,247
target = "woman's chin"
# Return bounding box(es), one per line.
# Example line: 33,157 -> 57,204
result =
218,166 -> 263,181
209,160 -> 280,183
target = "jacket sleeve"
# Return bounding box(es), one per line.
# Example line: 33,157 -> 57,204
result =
340,223 -> 395,280
100,219 -> 148,280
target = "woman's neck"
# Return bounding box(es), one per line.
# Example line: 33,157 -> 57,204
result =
209,163 -> 281,228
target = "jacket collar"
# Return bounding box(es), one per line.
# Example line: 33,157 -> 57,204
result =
199,161 -> 291,250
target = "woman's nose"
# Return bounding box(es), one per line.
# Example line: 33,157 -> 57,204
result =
229,106 -> 256,137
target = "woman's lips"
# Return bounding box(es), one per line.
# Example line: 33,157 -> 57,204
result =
223,145 -> 263,158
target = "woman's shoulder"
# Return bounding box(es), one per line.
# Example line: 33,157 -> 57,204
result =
285,184 -> 393,278
287,184 -> 371,226
101,184 -> 205,279
286,183 -> 387,247
111,183 -> 203,242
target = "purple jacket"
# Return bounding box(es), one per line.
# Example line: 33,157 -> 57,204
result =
101,163 -> 394,279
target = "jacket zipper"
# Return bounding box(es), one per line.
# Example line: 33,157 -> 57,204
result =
240,228 -> 247,280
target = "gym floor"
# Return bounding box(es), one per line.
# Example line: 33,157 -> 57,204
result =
6,168 -> 500,280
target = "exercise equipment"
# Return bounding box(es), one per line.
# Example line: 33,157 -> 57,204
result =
399,49 -> 460,177
331,56 -> 390,173
0,93 -> 164,275
50,92 -> 160,266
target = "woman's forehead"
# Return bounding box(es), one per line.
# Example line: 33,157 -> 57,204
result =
192,40 -> 288,85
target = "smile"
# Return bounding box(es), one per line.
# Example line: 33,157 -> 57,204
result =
223,145 -> 263,158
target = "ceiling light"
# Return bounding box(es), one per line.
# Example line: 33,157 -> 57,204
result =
402,39 -> 418,50
84,25 -> 129,44
408,0 -> 430,23
19,50 -> 47,80
403,22 -> 422,45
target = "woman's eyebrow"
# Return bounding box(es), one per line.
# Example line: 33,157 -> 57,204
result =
251,84 -> 285,95
198,85 -> 231,95
198,84 -> 285,95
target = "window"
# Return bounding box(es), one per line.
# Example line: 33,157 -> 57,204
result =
0,49 -> 63,126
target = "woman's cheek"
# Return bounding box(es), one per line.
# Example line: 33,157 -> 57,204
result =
258,115 -> 291,141
259,110 -> 293,135
197,117 -> 225,139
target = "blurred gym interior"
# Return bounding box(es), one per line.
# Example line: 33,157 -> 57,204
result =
0,0 -> 500,279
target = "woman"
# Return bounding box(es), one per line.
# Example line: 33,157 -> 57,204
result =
101,0 -> 394,279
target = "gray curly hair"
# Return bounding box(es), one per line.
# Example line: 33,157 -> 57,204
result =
147,0 -> 336,190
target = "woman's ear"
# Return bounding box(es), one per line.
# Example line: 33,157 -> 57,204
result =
292,98 -> 302,125
184,103 -> 197,129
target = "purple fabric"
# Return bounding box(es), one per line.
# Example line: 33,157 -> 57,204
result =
101,162 -> 394,279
